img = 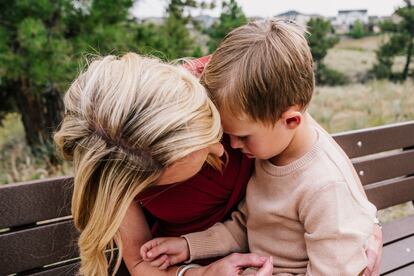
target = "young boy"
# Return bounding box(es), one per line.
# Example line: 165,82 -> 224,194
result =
141,19 -> 378,275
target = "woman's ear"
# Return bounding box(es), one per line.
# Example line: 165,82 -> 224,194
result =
281,106 -> 302,129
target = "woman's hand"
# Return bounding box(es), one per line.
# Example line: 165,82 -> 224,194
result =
362,224 -> 383,276
242,257 -> 273,276
186,253 -> 272,276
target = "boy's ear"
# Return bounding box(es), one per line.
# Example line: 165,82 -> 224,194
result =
281,107 -> 302,129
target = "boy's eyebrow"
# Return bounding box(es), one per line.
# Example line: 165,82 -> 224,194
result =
224,131 -> 249,137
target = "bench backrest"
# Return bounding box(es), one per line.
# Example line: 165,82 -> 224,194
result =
333,121 -> 414,275
0,177 -> 78,275
1,121 -> 414,275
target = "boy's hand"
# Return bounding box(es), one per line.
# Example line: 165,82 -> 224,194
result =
140,237 -> 190,270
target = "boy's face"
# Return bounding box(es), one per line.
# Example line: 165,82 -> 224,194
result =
220,110 -> 295,160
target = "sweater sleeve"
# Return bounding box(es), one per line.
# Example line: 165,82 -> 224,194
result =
182,200 -> 249,261
300,181 -> 376,276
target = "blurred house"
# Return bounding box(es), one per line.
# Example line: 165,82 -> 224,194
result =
275,10 -> 322,27
332,9 -> 368,34
390,11 -> 403,24
368,16 -> 384,33
138,17 -> 164,25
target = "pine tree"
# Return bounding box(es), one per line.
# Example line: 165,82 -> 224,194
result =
206,0 -> 247,53
0,0 -> 136,162
372,0 -> 414,80
307,17 -> 348,85
135,0 -> 203,60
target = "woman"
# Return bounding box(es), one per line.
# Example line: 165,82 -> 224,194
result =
55,53 -> 381,276
55,53 -> 269,276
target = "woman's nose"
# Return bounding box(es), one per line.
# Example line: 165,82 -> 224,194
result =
210,142 -> 224,157
229,135 -> 242,149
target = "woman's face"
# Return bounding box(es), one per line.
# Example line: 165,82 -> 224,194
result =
156,142 -> 224,185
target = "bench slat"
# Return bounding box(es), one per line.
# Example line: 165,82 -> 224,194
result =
384,263 -> 414,276
365,176 -> 414,210
333,121 -> 414,158
0,220 -> 79,275
0,176 -> 73,229
381,235 -> 414,274
382,215 -> 414,245
28,256 -> 132,276
353,149 -> 414,185
29,261 -> 80,276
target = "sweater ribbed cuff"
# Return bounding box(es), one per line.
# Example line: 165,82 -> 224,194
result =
182,232 -> 222,262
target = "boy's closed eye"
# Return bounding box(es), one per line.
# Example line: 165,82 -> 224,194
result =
237,135 -> 249,141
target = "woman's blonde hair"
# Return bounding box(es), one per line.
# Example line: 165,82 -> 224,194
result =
54,53 -> 222,275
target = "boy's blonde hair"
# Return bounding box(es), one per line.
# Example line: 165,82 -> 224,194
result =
54,53 -> 222,275
201,19 -> 315,124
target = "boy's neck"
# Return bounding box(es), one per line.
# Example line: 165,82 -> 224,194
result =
269,113 -> 317,166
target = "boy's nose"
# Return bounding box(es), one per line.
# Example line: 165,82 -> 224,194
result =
229,135 -> 243,149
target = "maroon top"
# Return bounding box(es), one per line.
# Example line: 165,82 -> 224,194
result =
136,135 -> 254,237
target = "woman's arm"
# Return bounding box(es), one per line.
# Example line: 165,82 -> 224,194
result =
119,201 -> 179,276
119,201 -> 270,276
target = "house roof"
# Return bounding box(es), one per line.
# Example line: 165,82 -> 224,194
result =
276,10 -> 302,17
338,9 -> 368,14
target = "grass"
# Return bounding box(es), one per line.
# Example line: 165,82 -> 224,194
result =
0,113 -> 72,185
315,35 -> 414,223
309,79 -> 414,224
309,79 -> 414,133
325,35 -> 411,82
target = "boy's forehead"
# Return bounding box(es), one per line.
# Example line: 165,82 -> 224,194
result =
220,110 -> 252,134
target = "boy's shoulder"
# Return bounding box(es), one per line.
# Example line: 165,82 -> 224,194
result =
310,120 -> 355,174
296,124 -> 359,192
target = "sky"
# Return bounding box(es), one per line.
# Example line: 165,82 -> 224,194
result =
132,0 -> 405,18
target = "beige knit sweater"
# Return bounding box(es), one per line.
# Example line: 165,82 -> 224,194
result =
183,123 -> 377,275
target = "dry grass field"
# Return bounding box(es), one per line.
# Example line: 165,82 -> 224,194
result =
314,35 -> 414,223
1,35 -> 413,222
313,35 -> 413,134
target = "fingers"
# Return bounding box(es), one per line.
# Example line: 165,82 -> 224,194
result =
159,257 -> 171,270
255,257 -> 273,276
140,238 -> 165,261
363,249 -> 375,275
149,254 -> 178,270
227,253 -> 268,268
150,254 -> 169,268
146,241 -> 173,261
372,243 -> 382,276
364,225 -> 383,276
363,245 -> 382,275
140,241 -> 153,260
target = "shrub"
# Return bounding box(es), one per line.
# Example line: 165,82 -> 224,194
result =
316,63 -> 349,86
348,20 -> 366,39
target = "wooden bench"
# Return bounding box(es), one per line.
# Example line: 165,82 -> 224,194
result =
1,121 -> 414,275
